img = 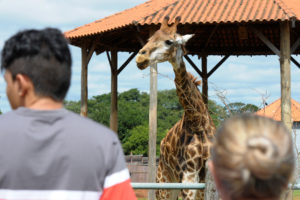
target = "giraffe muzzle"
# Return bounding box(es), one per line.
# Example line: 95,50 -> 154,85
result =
136,55 -> 149,70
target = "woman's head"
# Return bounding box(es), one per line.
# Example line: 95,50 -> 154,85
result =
210,114 -> 295,200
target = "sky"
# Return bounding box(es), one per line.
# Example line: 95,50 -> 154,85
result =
0,0 -> 300,113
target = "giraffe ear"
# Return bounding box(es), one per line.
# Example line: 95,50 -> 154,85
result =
181,34 -> 194,44
175,34 -> 194,45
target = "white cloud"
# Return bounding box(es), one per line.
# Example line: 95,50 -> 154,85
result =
0,0 -> 109,27
0,0 -> 147,30
90,62 -> 110,73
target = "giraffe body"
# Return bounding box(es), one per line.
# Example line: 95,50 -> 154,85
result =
136,16 -> 216,200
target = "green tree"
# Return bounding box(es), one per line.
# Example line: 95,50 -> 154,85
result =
123,123 -> 167,156
208,100 -> 227,127
64,89 -> 241,155
64,100 -> 81,114
225,102 -> 259,116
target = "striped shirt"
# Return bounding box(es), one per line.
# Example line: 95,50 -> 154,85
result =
0,107 -> 136,200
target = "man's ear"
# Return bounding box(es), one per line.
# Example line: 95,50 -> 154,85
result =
15,74 -> 32,97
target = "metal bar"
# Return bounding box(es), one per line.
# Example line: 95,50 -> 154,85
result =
131,183 -> 205,190
131,183 -> 300,190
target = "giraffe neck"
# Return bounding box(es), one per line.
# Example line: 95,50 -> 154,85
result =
170,57 -> 214,133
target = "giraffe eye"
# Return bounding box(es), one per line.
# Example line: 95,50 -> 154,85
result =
165,40 -> 173,45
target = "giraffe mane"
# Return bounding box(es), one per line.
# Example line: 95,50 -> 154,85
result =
187,72 -> 201,86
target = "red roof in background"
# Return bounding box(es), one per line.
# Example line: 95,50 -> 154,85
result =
65,0 -> 300,39
256,98 -> 300,122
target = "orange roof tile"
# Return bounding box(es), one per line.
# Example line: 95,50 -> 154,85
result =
65,0 -> 300,39
256,98 -> 300,122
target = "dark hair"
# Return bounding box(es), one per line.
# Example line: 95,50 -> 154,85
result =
1,28 -> 72,101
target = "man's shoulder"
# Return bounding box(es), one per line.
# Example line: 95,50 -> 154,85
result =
63,110 -> 118,139
0,110 -> 19,122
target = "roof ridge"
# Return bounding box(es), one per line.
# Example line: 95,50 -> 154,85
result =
136,0 -> 181,24
273,0 -> 297,19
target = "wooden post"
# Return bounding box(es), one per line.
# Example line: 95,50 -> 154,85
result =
148,63 -> 158,200
280,21 -> 292,200
202,56 -> 208,105
204,162 -> 219,200
110,50 -> 118,133
280,21 -> 292,131
80,46 -> 88,116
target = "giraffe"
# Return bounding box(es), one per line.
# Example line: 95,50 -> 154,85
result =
136,16 -> 216,200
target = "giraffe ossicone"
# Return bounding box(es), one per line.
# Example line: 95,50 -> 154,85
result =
136,16 -> 216,200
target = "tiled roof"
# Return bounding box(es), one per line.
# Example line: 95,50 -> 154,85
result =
65,0 -> 300,39
256,98 -> 300,122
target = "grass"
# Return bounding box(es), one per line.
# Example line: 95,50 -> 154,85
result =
294,190 -> 300,200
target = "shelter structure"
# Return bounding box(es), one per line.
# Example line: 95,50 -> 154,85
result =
65,1 -> 300,198
256,98 -> 300,134
65,0 -> 300,130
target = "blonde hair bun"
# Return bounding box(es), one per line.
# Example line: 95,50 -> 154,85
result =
245,136 -> 279,180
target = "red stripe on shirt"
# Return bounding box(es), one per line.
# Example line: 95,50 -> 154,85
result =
100,179 -> 136,200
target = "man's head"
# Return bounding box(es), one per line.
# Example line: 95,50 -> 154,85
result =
1,28 -> 71,109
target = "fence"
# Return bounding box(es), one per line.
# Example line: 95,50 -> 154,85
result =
131,183 -> 300,190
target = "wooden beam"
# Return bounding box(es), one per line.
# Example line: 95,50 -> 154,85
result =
117,52 -> 138,75
148,63 -> 157,200
291,56 -> 300,69
106,51 -> 112,67
135,33 -> 146,46
87,42 -> 96,64
203,25 -> 219,49
207,55 -> 230,78
148,27 -> 157,200
250,27 -> 280,56
291,37 -> 300,53
184,55 -> 203,78
280,21 -> 292,131
80,43 -> 95,117
110,50 -> 118,133
80,46 -> 88,117
202,56 -> 208,105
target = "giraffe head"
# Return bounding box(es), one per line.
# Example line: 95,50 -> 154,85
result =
136,16 -> 194,70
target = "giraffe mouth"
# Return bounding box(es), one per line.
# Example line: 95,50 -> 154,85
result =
136,60 -> 149,70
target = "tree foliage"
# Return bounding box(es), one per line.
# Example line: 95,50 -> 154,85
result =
64,88 -> 258,156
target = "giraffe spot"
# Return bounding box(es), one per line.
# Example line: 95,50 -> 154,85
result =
188,148 -> 196,157
187,161 -> 195,169
171,137 -> 176,147
203,146 -> 209,158
179,172 -> 183,180
157,173 -> 162,179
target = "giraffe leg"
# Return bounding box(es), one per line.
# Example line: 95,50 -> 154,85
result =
156,159 -> 180,200
180,169 -> 202,200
